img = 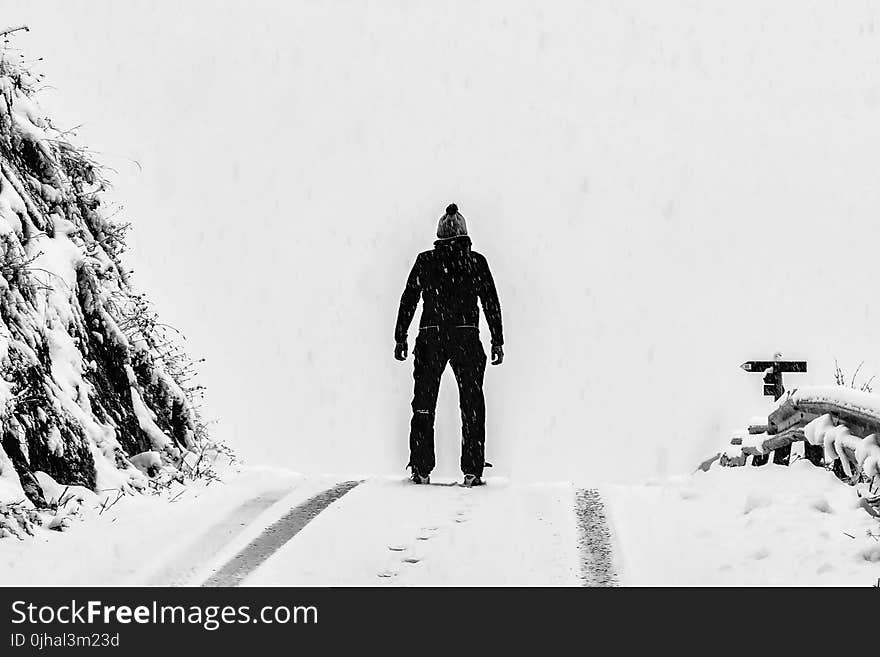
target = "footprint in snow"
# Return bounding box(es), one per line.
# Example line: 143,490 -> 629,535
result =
377,570 -> 398,579
402,557 -> 421,564
749,547 -> 771,561
388,545 -> 407,552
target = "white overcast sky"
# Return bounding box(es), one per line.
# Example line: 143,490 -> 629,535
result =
5,1 -> 880,483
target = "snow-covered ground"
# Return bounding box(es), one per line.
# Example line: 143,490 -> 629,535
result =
241,477 -> 581,586
0,466 -> 332,586
604,460 -> 880,586
0,470 -> 583,586
0,462 -> 877,586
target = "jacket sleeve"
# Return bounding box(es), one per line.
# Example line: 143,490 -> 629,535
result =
394,255 -> 422,343
476,255 -> 504,347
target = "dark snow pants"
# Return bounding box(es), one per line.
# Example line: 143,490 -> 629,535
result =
409,327 -> 487,477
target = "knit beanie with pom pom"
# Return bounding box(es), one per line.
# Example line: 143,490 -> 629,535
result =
436,203 -> 468,239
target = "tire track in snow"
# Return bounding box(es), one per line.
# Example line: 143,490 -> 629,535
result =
202,480 -> 363,587
575,489 -> 618,587
145,488 -> 293,586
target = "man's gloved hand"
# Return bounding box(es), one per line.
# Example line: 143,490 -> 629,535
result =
491,344 -> 504,365
394,341 -> 408,361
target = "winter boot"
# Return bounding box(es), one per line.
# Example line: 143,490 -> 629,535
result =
410,467 -> 430,485
462,474 -> 484,487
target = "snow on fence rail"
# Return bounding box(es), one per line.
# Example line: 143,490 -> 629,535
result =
723,386 -> 880,491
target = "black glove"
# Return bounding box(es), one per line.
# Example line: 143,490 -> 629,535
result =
394,341 -> 408,361
491,344 -> 504,365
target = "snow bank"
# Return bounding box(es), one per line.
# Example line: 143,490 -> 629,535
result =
603,462 -> 880,585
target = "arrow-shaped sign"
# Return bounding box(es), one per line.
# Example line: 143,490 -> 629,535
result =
740,361 -> 807,373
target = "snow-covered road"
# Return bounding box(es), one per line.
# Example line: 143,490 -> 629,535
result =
197,477 -> 610,587
0,468 -> 617,586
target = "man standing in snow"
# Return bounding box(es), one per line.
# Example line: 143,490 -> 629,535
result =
394,203 -> 504,487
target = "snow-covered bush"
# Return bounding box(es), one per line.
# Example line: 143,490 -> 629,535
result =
0,35 -> 211,514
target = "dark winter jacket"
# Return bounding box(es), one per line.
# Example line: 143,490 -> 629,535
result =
395,236 -> 504,347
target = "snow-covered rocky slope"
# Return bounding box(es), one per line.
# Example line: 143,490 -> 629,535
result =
0,48 -> 202,512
